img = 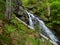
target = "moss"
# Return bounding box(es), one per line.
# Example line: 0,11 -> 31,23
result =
5,24 -> 17,33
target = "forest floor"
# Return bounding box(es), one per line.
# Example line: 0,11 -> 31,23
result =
0,15 -> 53,45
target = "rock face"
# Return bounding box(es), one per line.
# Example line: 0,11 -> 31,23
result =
13,0 -> 29,24
14,5 -> 29,24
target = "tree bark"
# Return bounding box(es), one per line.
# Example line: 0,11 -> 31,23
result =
5,0 -> 12,20
47,5 -> 50,17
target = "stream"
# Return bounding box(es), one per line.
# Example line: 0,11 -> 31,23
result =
26,11 -> 60,45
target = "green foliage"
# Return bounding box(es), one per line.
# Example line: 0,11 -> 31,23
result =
50,1 -> 60,24
0,0 -> 5,20
0,13 -> 52,45
22,0 -> 37,7
0,0 -> 58,45
10,15 -> 52,45
5,24 -> 17,33
22,0 -> 49,21
22,0 -> 60,31
0,34 -> 12,45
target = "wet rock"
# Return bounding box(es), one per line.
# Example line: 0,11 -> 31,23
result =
14,6 -> 29,24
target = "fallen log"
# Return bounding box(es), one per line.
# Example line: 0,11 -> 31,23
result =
15,17 -> 58,45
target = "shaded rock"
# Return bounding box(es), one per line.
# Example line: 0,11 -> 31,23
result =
14,6 -> 29,24
53,24 -> 60,34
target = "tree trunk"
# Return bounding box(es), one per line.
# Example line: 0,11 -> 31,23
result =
5,0 -> 12,20
47,5 -> 50,17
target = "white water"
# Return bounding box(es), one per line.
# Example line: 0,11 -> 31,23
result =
27,12 -> 35,29
26,11 -> 59,43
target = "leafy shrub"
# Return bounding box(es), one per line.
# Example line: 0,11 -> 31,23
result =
50,1 -> 60,24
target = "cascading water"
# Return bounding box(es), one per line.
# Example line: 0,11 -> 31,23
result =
26,11 -> 59,44
37,18 -> 58,42
27,12 -> 35,29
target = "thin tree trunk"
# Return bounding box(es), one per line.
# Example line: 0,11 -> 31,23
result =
5,0 -> 12,20
47,5 -> 50,17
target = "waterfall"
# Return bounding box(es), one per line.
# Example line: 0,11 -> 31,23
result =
26,11 -> 59,44
37,18 -> 58,42
27,12 -> 35,29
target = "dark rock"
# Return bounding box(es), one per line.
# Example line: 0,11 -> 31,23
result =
14,6 -> 29,24
53,24 -> 60,34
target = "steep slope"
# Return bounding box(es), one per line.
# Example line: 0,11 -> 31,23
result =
0,15 -> 53,45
